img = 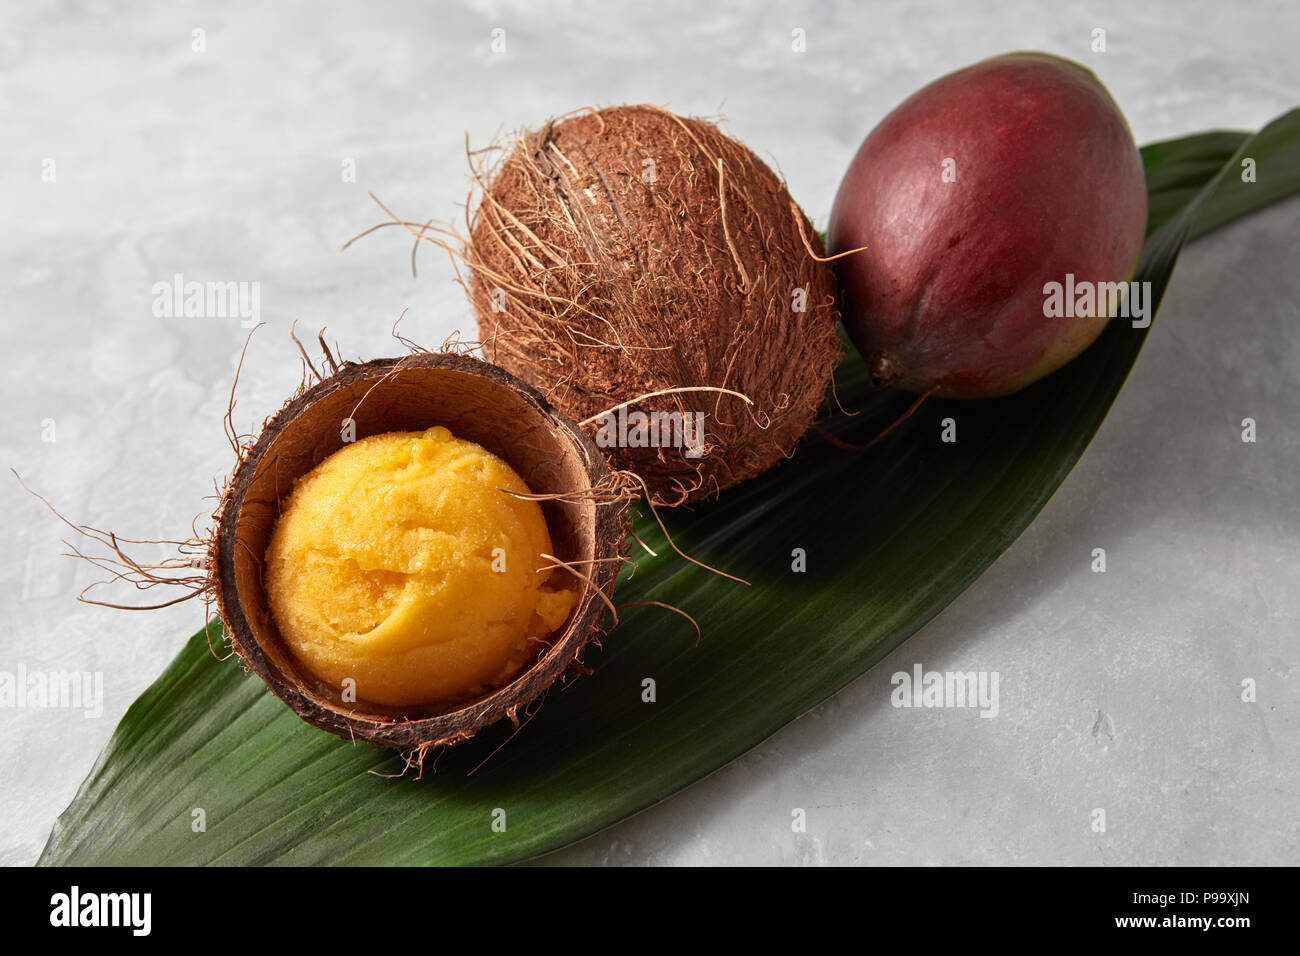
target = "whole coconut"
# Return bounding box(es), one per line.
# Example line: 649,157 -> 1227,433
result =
828,52 -> 1148,398
467,104 -> 840,505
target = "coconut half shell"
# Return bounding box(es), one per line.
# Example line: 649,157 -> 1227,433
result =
212,352 -> 624,753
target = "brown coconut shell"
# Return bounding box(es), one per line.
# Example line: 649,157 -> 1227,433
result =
211,352 -> 625,754
466,104 -> 841,506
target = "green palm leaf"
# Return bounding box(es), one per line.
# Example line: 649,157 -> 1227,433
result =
38,110 -> 1300,866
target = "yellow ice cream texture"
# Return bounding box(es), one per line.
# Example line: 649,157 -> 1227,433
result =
263,426 -> 576,708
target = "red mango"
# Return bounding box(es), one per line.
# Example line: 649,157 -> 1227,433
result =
828,52 -> 1148,398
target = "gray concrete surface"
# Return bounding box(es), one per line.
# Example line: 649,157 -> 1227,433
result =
2,0 -> 1296,866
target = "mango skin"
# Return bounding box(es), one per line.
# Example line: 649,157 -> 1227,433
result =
828,52 -> 1148,398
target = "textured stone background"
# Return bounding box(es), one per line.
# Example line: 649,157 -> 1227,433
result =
2,0 -> 1296,866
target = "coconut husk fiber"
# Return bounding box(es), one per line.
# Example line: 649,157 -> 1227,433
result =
467,104 -> 841,505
